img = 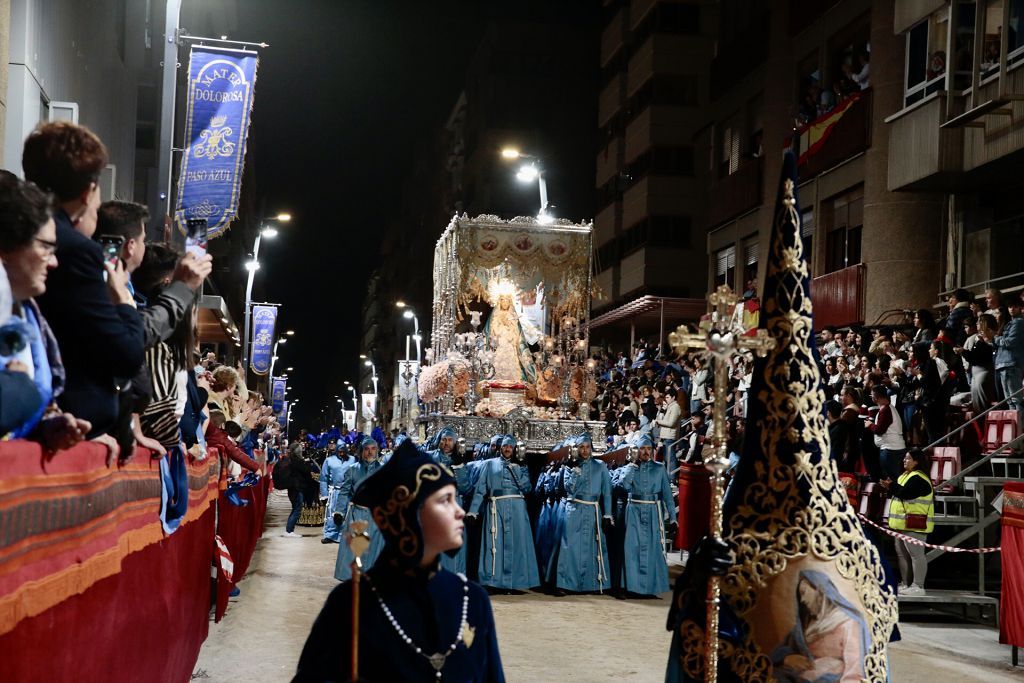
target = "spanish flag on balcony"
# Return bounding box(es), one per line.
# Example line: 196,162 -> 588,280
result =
792,91 -> 862,166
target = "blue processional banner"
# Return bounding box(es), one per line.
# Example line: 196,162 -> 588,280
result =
250,305 -> 277,376
278,401 -> 288,429
271,377 -> 286,414
174,46 -> 259,238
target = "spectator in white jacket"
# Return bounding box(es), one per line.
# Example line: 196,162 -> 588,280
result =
689,358 -> 708,414
656,388 -> 687,472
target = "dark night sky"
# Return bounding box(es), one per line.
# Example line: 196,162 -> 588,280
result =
233,1 -> 595,429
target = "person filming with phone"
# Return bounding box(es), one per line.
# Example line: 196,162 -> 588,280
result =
94,202 -> 212,459
22,122 -> 143,462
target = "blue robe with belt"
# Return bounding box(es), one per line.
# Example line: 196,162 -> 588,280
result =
555,457 -> 612,592
615,460 -> 676,595
468,457 -> 539,590
319,453 -> 354,542
433,449 -> 473,575
333,459 -> 385,580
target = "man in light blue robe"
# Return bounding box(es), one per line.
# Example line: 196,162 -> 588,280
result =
333,437 -> 385,580
430,425 -> 472,575
467,435 -> 539,591
319,439 -> 354,544
554,432 -> 613,594
614,433 -> 676,596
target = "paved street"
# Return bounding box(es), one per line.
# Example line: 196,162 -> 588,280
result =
194,491 -> 1023,682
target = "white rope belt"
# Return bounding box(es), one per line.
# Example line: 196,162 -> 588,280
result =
489,494 -> 524,574
627,498 -> 666,547
573,498 -> 606,593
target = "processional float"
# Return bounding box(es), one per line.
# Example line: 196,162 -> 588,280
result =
418,214 -> 606,451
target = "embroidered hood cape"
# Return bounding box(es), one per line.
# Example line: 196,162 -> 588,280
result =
673,152 -> 897,681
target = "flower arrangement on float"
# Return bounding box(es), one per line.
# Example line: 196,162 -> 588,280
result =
417,357 -> 471,403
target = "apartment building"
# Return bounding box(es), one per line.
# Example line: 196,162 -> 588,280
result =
594,0 -> 717,316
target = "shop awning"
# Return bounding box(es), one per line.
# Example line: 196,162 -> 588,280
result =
198,294 -> 241,348
587,295 -> 707,330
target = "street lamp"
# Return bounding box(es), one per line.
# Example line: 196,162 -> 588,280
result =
397,305 -> 422,364
501,148 -> 550,222
242,212 -> 291,377
269,333 -> 291,380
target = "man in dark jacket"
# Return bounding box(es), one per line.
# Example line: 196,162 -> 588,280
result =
23,122 -> 145,439
284,440 -> 314,537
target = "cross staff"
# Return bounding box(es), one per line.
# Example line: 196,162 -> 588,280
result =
668,284 -> 775,683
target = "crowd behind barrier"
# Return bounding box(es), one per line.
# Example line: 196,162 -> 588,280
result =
0,120 -> 288,678
587,285 -> 1024,489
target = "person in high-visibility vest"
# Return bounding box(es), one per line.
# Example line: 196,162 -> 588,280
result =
881,448 -> 934,595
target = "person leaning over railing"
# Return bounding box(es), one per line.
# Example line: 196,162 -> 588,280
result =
0,173 -> 90,452
23,122 -> 144,460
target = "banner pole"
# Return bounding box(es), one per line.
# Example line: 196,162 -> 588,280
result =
153,0 -> 182,241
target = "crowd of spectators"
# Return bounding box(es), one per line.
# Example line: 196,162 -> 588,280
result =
0,121 -> 282,482
584,284 -> 1024,486
796,50 -> 870,128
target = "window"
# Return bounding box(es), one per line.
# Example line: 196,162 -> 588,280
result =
633,3 -> 700,46
650,215 -> 691,248
801,207 -> 815,276
904,9 -> 949,107
981,1 -> 1004,79
952,2 -> 977,90
1011,0 -> 1024,62
628,145 -> 695,178
596,238 -> 620,272
719,112 -> 742,177
742,236 -> 759,287
715,246 -> 736,287
825,187 -> 863,273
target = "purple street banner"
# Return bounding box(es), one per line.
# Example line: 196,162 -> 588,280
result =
278,401 -> 288,429
271,377 -> 286,414
174,46 -> 259,238
250,305 -> 277,375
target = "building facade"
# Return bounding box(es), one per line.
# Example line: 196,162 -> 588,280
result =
594,0 -> 717,313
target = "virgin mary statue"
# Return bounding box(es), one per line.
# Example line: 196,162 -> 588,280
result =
484,292 -> 538,385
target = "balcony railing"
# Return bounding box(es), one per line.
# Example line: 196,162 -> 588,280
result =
810,263 -> 865,329
792,89 -> 872,179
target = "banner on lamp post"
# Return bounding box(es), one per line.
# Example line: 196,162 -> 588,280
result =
174,46 -> 260,238
271,377 -> 286,414
278,401 -> 288,428
361,394 -> 377,421
250,305 -> 277,375
343,410 -> 356,431
396,360 -> 419,402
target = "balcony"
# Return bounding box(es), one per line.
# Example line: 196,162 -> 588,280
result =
810,264 -> 865,328
793,90 -> 872,179
886,93 -> 964,192
707,157 -> 763,228
598,73 -> 622,127
600,7 -> 624,67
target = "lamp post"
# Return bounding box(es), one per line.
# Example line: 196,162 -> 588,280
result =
396,303 -> 422,364
501,148 -> 552,223
268,334 -> 290,381
242,213 -> 290,379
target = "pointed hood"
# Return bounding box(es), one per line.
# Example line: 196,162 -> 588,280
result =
678,152 -> 897,681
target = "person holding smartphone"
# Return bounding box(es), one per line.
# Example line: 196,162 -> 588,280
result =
23,122 -> 141,460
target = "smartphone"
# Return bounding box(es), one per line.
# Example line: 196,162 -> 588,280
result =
185,218 -> 208,257
96,234 -> 125,269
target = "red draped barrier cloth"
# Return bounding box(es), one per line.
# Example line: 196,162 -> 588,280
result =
0,441 -> 221,682
1001,482 -> 1024,647
676,462 -> 711,551
215,475 -> 271,621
